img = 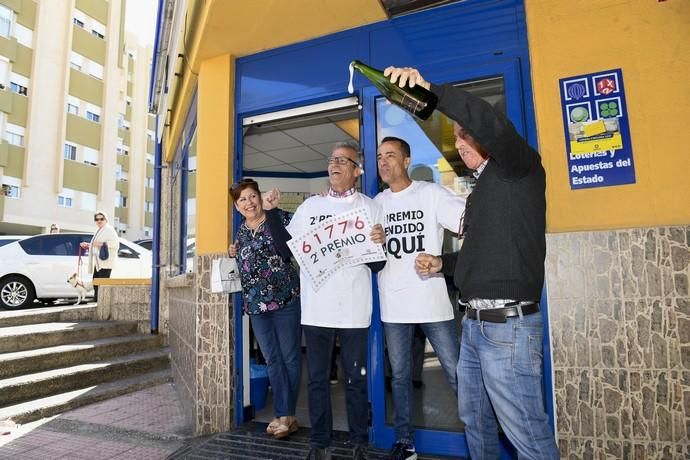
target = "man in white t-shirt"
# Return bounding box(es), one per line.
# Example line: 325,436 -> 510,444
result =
287,141 -> 385,460
375,136 -> 465,460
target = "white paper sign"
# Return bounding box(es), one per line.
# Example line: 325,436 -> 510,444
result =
288,207 -> 386,290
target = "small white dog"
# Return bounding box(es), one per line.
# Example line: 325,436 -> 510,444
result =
67,273 -> 94,304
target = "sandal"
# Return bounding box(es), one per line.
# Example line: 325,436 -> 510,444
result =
288,417 -> 298,434
273,417 -> 291,439
266,418 -> 280,434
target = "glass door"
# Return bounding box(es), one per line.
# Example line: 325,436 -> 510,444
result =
363,60 -> 529,458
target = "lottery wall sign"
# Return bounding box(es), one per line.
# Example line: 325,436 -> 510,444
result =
559,68 -> 636,190
288,207 -> 386,291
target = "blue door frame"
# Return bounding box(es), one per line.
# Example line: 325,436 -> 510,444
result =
232,57 -> 555,458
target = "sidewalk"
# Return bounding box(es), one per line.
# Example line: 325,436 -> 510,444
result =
0,383 -> 190,460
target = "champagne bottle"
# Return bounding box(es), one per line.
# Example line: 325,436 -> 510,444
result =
349,60 -> 437,120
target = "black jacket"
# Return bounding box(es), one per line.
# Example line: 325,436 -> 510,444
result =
432,83 -> 546,302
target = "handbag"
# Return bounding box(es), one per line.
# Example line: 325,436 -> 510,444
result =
98,244 -> 109,261
211,257 -> 242,293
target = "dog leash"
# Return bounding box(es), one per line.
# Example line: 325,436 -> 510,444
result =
77,246 -> 85,282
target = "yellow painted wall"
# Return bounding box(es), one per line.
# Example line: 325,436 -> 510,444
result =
72,24 -> 106,65
63,160 -> 99,193
7,92 -> 27,126
66,113 -> 101,150
69,69 -> 104,106
4,144 -> 23,177
196,54 -> 233,254
525,0 -> 690,232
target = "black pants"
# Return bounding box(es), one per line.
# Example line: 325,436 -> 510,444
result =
303,325 -> 369,449
93,268 -> 112,299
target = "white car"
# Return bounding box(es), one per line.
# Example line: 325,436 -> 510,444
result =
134,237 -> 195,273
0,235 -> 24,247
0,233 -> 151,309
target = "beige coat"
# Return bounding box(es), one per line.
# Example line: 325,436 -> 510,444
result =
88,224 -> 119,272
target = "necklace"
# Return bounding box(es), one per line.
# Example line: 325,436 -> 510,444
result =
245,215 -> 266,236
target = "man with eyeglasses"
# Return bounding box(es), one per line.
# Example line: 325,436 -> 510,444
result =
374,136 -> 465,460
286,140 -> 385,460
387,66 -> 558,459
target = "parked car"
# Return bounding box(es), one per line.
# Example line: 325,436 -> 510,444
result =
0,235 -> 24,247
0,233 -> 151,309
134,237 -> 195,273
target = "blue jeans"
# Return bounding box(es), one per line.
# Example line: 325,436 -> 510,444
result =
303,325 -> 369,449
250,298 -> 302,417
384,320 -> 459,442
458,312 -> 559,460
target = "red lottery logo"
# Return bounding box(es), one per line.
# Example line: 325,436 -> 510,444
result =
597,78 -> 616,95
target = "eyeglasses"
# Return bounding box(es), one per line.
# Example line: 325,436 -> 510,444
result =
231,178 -> 258,192
94,217 -> 105,222
328,156 -> 359,167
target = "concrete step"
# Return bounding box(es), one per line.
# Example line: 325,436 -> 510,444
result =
0,304 -> 97,328
0,320 -> 138,353
0,348 -> 170,406
0,334 -> 164,379
0,369 -> 173,424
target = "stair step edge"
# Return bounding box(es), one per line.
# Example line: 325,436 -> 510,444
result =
0,369 -> 173,424
0,348 -> 171,389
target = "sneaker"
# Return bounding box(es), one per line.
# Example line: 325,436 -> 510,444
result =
388,440 -> 417,460
353,444 -> 368,460
306,447 -> 331,460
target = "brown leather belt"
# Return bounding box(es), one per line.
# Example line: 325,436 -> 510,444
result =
465,302 -> 539,323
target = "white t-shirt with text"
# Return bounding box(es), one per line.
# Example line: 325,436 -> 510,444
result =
375,181 -> 465,323
287,193 -> 383,329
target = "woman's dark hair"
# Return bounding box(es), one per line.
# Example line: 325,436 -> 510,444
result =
230,178 -> 260,202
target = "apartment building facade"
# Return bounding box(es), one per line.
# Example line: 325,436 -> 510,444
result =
0,0 -> 155,240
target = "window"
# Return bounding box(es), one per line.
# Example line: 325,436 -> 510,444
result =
81,192 -> 97,211
145,176 -> 154,188
146,153 -> 154,163
145,201 -> 154,212
91,29 -> 104,39
5,123 -> 25,147
89,62 -> 104,80
169,121 -> 196,274
73,18 -> 84,28
14,23 -> 32,48
0,5 -> 12,38
117,195 -> 127,208
86,111 -> 100,122
5,131 -> 23,146
57,195 -> 73,208
83,147 -> 99,165
116,164 -> 128,181
69,52 -> 84,72
10,82 -> 27,96
1,184 -> 19,198
0,58 -> 9,88
64,143 -> 77,160
118,242 -> 140,259
19,235 -> 84,256
67,103 -> 79,115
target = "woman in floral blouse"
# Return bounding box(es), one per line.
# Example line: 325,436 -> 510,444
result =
230,179 -> 301,439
